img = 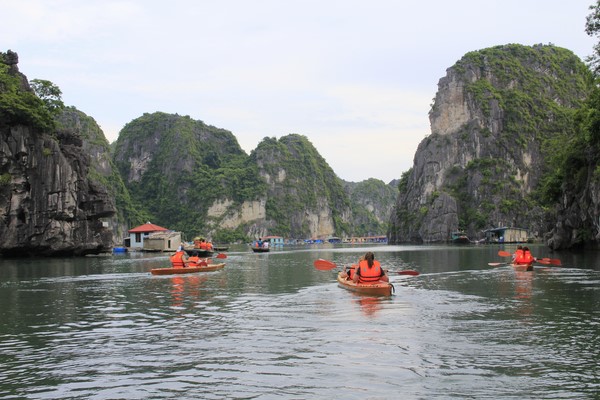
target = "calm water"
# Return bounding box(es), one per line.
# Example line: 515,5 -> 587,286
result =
1,244 -> 599,399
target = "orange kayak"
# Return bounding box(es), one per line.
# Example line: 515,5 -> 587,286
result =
151,263 -> 226,275
512,263 -> 533,271
337,272 -> 393,296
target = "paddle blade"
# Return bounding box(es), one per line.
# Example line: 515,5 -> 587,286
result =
396,270 -> 420,276
313,259 -> 337,270
216,253 -> 227,259
498,250 -> 512,257
537,258 -> 561,266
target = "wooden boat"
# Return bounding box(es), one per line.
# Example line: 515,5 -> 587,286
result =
183,247 -> 214,258
336,272 -> 393,296
251,246 -> 270,253
150,262 -> 225,275
212,245 -> 228,251
450,231 -> 470,244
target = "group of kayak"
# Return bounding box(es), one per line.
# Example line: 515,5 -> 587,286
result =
152,244 -> 561,293
317,247 -> 563,297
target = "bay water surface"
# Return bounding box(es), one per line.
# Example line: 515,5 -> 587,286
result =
1,244 -> 599,399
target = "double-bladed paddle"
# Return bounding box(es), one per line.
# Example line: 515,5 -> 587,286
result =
496,250 -> 561,265
536,257 -> 561,265
313,259 -> 420,276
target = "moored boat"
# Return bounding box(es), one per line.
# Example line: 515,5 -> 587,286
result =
183,236 -> 216,257
336,272 -> 393,296
150,262 -> 226,275
183,247 -> 214,258
450,231 -> 470,244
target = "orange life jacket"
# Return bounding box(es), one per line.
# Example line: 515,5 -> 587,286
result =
357,260 -> 383,283
522,250 -> 534,264
188,256 -> 200,267
514,249 -> 534,264
170,251 -> 187,268
513,249 -> 525,264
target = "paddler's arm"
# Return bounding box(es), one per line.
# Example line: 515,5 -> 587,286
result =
380,269 -> 389,282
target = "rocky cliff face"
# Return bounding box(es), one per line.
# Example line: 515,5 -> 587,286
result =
249,134 -> 351,239
0,52 -> 116,255
55,107 -> 129,245
388,44 -> 593,243
344,179 -> 398,235
548,160 -> 600,249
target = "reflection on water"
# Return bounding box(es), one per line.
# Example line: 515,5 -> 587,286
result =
355,295 -> 383,317
1,244 -> 599,399
169,274 -> 209,309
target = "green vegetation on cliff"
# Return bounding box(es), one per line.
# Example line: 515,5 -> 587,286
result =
0,52 -> 56,131
459,45 -> 592,220
346,178 -> 398,235
252,134 -> 351,237
56,107 -> 146,233
113,112 -> 266,239
461,44 -> 590,147
553,1 -> 600,198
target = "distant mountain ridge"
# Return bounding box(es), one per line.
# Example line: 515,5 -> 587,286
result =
112,114 -> 395,241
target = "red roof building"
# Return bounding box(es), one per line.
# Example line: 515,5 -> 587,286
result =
128,222 -> 169,249
128,222 -> 169,233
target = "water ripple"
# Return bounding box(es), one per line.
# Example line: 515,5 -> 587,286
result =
1,249 -> 600,398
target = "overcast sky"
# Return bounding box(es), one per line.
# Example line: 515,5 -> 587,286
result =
1,0 -> 596,182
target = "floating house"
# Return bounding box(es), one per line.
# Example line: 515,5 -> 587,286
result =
304,238 -> 324,244
143,231 -> 182,252
344,235 -> 388,243
128,222 -> 169,249
261,235 -> 284,245
483,227 -> 529,243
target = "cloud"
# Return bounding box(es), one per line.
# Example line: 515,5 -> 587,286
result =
1,0 -> 596,182
1,0 -> 142,42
